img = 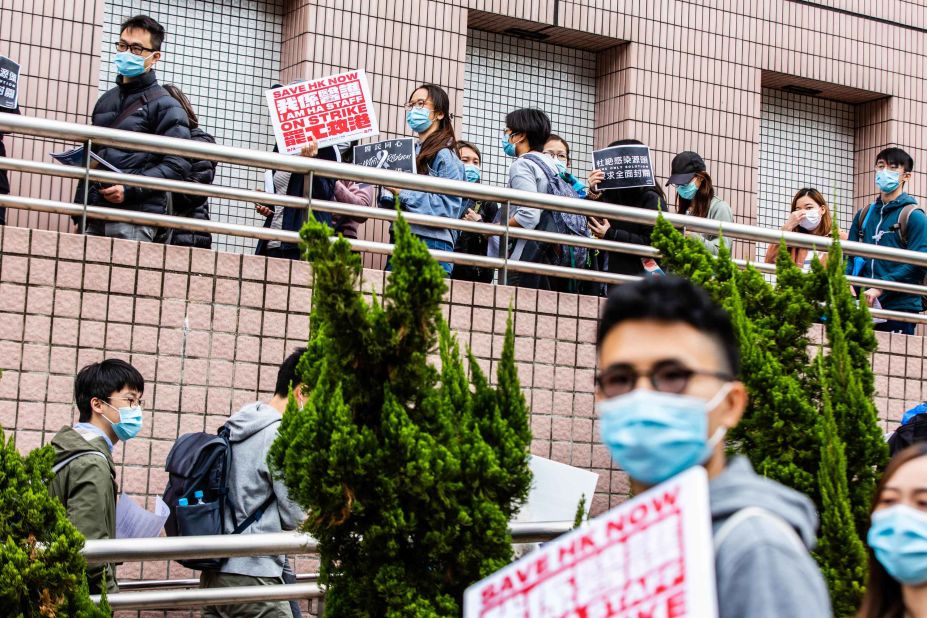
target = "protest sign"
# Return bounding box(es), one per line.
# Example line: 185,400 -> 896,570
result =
513,456 -> 599,524
464,466 -> 718,618
0,55 -> 21,110
592,144 -> 656,191
353,138 -> 416,174
266,70 -> 378,154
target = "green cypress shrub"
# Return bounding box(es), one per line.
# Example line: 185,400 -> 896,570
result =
269,214 -> 532,617
0,429 -> 111,617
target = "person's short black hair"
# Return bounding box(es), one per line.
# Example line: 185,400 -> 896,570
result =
120,15 -> 165,51
275,348 -> 308,397
875,147 -> 914,173
505,108 -> 551,152
596,277 -> 740,375
75,359 -> 145,423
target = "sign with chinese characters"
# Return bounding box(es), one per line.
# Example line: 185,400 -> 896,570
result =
0,56 -> 20,110
266,69 -> 378,154
464,466 -> 718,618
592,144 -> 656,191
353,138 -> 416,174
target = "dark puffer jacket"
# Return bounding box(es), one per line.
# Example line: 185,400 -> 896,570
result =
170,127 -> 217,248
74,70 -> 191,214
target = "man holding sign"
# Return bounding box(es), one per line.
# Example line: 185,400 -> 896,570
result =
594,277 -> 830,618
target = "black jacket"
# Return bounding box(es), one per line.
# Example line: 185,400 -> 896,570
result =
600,187 -> 664,277
451,199 -> 500,283
255,145 -> 338,257
170,127 -> 217,248
75,70 -> 191,214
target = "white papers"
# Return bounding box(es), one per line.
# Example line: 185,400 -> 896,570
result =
871,297 -> 888,324
50,146 -> 122,173
513,455 -> 599,524
264,169 -> 275,194
116,493 -> 170,539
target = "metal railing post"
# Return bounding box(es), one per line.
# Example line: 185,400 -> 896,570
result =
502,200 -> 511,286
306,170 -> 314,218
80,138 -> 92,234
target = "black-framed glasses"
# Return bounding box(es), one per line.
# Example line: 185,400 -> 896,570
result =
595,360 -> 732,398
108,395 -> 145,410
115,41 -> 156,56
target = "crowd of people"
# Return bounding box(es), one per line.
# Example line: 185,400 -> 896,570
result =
2,14 -> 924,332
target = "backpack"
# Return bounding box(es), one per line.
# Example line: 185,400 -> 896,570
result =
162,424 -> 276,570
853,201 -> 927,309
888,411 -> 927,456
518,154 -> 585,267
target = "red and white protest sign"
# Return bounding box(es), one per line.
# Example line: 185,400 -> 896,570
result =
266,69 -> 378,154
464,467 -> 718,618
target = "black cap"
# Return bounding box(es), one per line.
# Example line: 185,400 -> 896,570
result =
666,151 -> 706,186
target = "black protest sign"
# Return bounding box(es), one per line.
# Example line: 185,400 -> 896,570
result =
592,145 -> 656,191
353,138 -> 417,174
0,56 -> 20,110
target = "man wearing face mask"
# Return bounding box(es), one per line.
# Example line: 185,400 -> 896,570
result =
199,349 -> 308,618
595,277 -> 831,618
847,147 -> 926,335
49,359 -> 146,595
73,14 -> 191,241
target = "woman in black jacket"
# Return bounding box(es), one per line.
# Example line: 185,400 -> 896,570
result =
451,140 -> 499,283
163,84 -> 216,248
585,139 -> 666,283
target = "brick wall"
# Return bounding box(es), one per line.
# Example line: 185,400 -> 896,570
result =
0,223 -> 921,607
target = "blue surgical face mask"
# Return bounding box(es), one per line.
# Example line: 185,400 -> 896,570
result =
597,384 -> 732,486
868,504 -> 927,586
102,400 -> 144,441
502,135 -> 517,158
676,180 -> 699,201
875,169 -> 902,194
554,159 -> 568,176
464,163 -> 481,183
406,107 -> 433,133
114,51 -> 151,78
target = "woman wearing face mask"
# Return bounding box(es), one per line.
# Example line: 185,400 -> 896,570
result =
542,134 -> 605,295
381,83 -> 465,275
858,443 -> 927,618
667,151 -> 733,256
451,140 -> 499,283
763,187 -> 847,269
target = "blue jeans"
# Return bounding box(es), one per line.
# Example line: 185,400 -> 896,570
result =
875,319 -> 917,335
387,235 -> 454,276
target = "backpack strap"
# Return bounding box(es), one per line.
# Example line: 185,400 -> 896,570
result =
105,86 -> 170,130
713,506 -> 805,554
52,450 -> 108,474
231,493 -> 277,534
897,204 -> 925,247
856,203 -> 873,243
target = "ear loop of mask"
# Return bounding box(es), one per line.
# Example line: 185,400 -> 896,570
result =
703,382 -> 735,455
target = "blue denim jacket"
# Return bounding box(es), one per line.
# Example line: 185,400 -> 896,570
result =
380,147 -> 465,244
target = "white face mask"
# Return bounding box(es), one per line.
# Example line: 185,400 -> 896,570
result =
798,209 -> 822,230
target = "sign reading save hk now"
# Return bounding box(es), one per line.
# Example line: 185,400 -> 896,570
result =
464,466 -> 718,618
266,69 -> 378,154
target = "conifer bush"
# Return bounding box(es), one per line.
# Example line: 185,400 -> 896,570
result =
269,214 -> 532,617
0,429 -> 111,617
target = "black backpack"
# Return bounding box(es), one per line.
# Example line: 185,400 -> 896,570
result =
853,202 -> 927,309
163,424 -> 275,570
888,413 -> 927,456
515,154 -> 582,266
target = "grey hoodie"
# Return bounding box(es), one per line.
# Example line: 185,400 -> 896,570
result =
220,402 -> 305,578
709,456 -> 831,618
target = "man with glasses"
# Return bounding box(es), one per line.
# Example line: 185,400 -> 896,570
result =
49,358 -> 146,594
595,276 -> 830,618
74,14 -> 191,242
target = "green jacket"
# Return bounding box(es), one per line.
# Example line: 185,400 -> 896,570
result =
48,425 -> 119,594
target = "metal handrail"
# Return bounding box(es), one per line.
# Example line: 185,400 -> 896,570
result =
90,583 -> 322,610
2,112 -> 927,266
4,156 -> 925,297
82,522 -> 574,564
118,572 -> 320,591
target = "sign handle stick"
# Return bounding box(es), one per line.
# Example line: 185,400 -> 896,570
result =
80,138 -> 92,234
304,170 -> 314,218
502,200 -> 511,286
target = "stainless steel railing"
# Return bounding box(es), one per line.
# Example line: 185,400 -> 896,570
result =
85,523 -> 572,609
1,113 -> 925,323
